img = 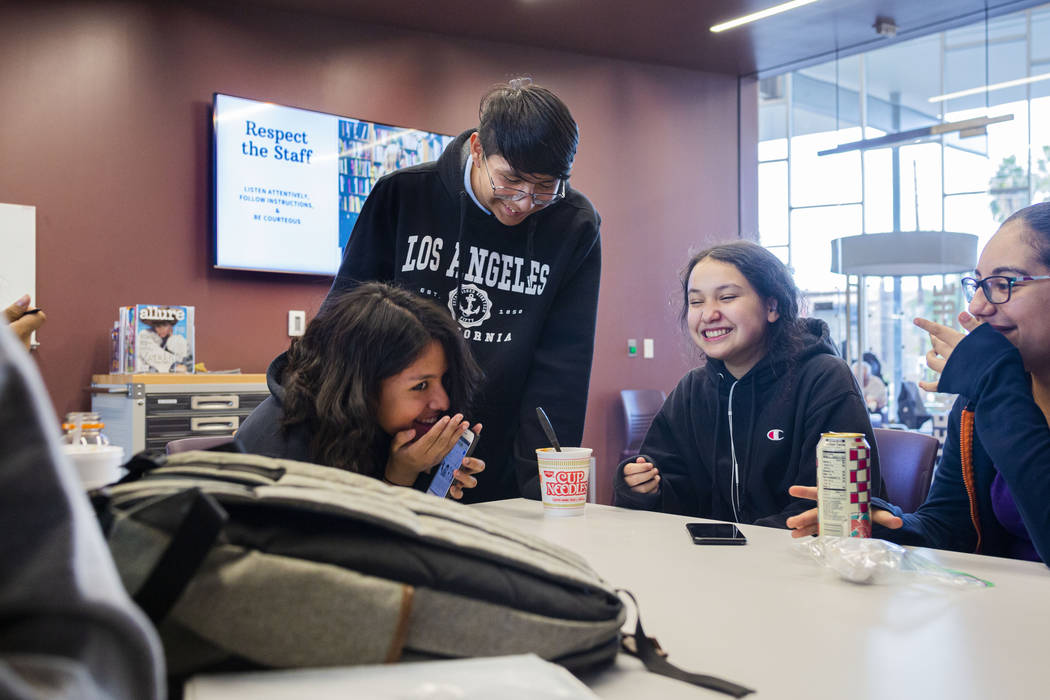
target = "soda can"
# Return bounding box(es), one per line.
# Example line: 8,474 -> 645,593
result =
817,432 -> 871,537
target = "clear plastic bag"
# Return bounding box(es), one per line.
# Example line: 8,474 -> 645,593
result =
795,536 -> 993,588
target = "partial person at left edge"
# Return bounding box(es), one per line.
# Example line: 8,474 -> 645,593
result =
0,321 -> 165,698
325,78 -> 601,503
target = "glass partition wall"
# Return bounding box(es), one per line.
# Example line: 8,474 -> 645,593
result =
758,3 -> 1050,425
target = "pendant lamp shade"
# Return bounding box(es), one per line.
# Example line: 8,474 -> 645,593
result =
830,231 -> 979,276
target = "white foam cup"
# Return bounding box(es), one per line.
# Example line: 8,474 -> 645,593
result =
60,445 -> 125,490
536,447 -> 592,516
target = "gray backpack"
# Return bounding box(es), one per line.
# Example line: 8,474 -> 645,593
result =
95,450 -> 751,696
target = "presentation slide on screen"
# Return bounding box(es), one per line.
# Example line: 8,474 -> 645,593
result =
213,94 -> 453,275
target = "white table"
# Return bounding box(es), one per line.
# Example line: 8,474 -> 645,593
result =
185,499 -> 1050,699
472,500 -> 1050,699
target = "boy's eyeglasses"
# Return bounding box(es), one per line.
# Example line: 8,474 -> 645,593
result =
961,274 -> 1050,303
481,156 -> 565,208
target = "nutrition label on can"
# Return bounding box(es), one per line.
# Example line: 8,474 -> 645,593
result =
819,449 -> 847,490
818,448 -> 848,536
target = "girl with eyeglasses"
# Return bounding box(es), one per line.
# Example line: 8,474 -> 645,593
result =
788,202 -> 1050,565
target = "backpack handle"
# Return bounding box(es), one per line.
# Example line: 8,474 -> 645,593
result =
133,488 -> 228,624
617,590 -> 754,698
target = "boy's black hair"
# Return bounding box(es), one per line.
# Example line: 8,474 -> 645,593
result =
477,78 -> 578,181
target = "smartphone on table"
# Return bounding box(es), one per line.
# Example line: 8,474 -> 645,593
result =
425,429 -> 477,497
686,522 -> 747,545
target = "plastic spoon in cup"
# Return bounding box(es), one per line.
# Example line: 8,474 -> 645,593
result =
535,407 -> 562,452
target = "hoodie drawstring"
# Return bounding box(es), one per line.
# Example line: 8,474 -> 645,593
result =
525,216 -> 537,266
453,191 -> 468,322
726,376 -> 761,524
710,373 -> 724,512
727,379 -> 741,522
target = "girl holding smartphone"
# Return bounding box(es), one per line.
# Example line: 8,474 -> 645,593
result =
237,282 -> 485,499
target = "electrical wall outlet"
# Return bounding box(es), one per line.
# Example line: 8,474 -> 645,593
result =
643,338 -> 654,359
288,310 -> 306,337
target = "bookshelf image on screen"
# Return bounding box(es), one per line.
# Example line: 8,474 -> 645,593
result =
338,120 -> 453,248
213,93 -> 454,275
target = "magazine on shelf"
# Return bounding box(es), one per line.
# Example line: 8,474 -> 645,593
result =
117,305 -> 196,374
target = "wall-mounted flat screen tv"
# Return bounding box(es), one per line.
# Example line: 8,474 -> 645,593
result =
212,93 -> 455,275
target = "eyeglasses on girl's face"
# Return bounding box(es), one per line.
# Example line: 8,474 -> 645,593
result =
961,274 -> 1050,304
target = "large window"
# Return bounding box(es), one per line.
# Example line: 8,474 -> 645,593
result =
758,3 -> 1050,424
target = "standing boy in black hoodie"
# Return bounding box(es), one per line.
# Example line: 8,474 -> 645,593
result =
326,78 -> 602,503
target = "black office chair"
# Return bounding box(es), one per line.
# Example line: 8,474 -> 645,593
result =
620,389 -> 666,461
897,381 -> 932,430
873,427 -> 939,513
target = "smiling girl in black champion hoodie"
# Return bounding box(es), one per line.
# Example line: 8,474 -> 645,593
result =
614,241 -> 880,528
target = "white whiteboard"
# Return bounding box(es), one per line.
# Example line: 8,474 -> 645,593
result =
0,202 -> 37,311
0,201 -> 37,344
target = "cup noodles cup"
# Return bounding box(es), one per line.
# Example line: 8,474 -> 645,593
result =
536,447 -> 592,516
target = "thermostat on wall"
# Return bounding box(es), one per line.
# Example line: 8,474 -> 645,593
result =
288,310 -> 306,337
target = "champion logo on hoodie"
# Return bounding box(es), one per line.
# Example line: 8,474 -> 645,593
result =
767,429 -> 785,441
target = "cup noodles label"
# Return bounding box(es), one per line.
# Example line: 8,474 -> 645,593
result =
543,468 -> 588,497
536,448 -> 591,513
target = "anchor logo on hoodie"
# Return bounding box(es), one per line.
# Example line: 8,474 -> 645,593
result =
448,284 -> 492,329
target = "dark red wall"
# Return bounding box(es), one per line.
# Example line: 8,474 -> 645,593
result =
1,1 -> 755,504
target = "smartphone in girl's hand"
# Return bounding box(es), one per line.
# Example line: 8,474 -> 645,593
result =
426,430 -> 477,497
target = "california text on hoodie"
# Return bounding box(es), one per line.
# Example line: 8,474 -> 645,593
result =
614,318 -> 881,528
873,323 -> 1049,565
326,129 -> 601,503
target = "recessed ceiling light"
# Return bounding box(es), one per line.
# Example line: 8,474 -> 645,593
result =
929,72 -> 1050,103
710,0 -> 820,33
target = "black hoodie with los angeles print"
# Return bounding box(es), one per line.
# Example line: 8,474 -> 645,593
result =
327,129 -> 602,504
614,318 -> 881,528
